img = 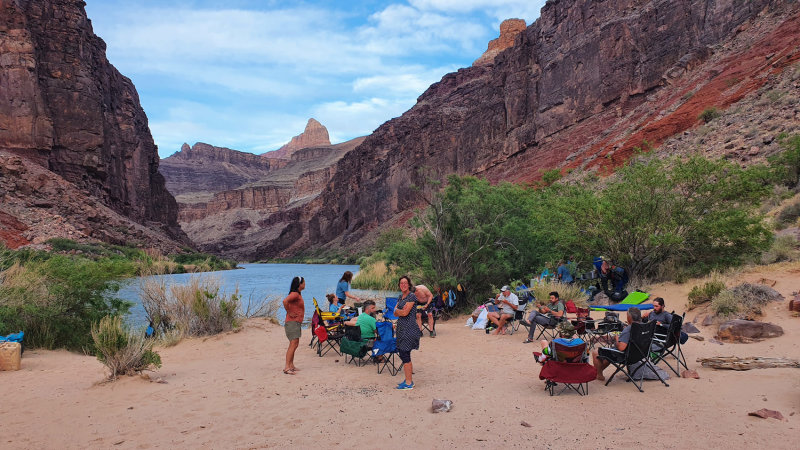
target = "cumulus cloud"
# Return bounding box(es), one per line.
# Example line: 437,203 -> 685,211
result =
85,1 -> 545,156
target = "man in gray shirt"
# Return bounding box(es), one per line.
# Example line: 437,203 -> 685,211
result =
487,286 -> 519,335
643,297 -> 672,325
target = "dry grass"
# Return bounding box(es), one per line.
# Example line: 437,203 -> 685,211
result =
351,260 -> 398,290
91,315 -> 161,380
529,280 -> 589,308
139,275 -> 241,339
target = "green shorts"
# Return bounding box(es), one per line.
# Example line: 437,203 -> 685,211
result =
285,321 -> 301,341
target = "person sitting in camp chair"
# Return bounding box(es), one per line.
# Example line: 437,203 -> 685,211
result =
327,293 -> 354,319
414,285 -> 436,336
591,306 -> 641,381
344,300 -> 379,346
534,321 -> 586,363
522,291 -> 565,343
642,297 -> 672,326
487,285 -> 519,335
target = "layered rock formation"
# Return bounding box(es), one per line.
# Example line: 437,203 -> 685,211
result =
178,138 -> 365,257
473,18 -> 526,66
160,142 -> 286,202
263,118 -> 330,160
0,0 -> 186,247
251,0 -> 800,258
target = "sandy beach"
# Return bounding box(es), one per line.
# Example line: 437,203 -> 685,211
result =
2,265 -> 798,449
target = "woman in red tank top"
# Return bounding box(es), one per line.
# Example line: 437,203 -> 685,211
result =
283,276 -> 305,375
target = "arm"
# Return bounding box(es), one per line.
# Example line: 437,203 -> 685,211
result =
394,298 -> 416,317
344,290 -> 360,301
344,317 -> 358,326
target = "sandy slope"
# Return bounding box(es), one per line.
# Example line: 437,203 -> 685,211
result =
1,266 -> 798,449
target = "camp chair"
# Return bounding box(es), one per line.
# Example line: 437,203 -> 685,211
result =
503,292 -> 529,335
537,341 -> 596,396
650,313 -> 689,376
312,296 -> 343,323
372,320 -> 403,375
596,321 -> 668,392
310,311 -> 344,357
309,297 -> 344,349
340,325 -> 370,366
531,312 -> 566,341
420,306 -> 440,335
383,297 -> 400,321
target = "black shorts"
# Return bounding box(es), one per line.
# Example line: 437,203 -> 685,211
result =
398,349 -> 412,363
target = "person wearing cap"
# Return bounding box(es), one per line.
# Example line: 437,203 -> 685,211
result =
522,291 -> 565,343
487,285 -> 519,335
535,321 -> 586,363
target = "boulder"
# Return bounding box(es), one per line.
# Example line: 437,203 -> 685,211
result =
717,319 -> 784,343
683,322 -> 700,333
702,315 -> 715,326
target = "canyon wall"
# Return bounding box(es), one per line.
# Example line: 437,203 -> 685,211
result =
0,0 -> 186,246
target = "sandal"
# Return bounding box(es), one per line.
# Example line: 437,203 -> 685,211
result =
283,369 -> 296,375
522,339 -> 534,344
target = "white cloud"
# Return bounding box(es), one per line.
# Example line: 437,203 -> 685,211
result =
313,97 -> 417,142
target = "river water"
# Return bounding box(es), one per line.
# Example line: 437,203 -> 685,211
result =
116,263 -> 395,327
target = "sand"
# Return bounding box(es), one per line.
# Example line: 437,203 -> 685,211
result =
1,265 -> 799,449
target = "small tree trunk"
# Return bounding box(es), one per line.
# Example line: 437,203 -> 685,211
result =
697,356 -> 800,370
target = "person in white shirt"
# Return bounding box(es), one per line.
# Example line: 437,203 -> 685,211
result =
487,285 -> 519,335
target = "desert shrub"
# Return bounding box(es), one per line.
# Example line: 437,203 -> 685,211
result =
140,275 -> 240,337
540,168 -> 562,186
711,289 -> 739,317
0,253 -> 132,350
698,107 -> 721,123
769,134 -> 800,188
730,283 -> 783,316
688,279 -> 726,308
777,201 -> 800,226
530,280 -> 589,308
92,315 -> 161,379
760,235 -> 800,264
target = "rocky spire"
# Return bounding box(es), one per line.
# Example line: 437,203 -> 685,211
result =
473,18 -> 527,66
266,118 -> 331,159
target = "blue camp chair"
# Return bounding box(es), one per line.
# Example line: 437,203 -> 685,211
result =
372,321 -> 402,375
383,297 -> 399,321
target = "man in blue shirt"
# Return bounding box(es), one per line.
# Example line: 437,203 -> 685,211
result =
557,260 -> 574,284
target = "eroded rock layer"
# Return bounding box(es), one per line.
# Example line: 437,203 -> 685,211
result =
0,0 -> 186,247
254,0 -> 800,259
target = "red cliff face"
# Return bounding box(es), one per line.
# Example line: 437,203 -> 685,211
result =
0,0 -> 186,245
263,118 -> 331,160
253,0 -> 800,258
473,18 -> 526,66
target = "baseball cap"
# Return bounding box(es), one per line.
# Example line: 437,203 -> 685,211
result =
500,285 -> 510,292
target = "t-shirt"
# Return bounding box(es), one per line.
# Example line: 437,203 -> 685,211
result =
498,292 -> 519,315
335,280 -> 350,301
283,292 -> 304,323
329,303 -> 340,314
356,313 -> 377,340
647,310 -> 672,325
619,324 -> 632,345
557,264 -> 574,283
549,300 -> 565,315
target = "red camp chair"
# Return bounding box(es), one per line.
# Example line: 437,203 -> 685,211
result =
536,341 -> 596,396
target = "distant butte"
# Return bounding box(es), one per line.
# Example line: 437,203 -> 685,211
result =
473,18 -> 526,66
263,118 -> 331,159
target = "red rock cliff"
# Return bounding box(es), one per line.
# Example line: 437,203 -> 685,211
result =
0,0 -> 185,242
264,118 -> 331,159
254,0 -> 800,258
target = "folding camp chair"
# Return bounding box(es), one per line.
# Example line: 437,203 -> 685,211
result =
309,297 -> 344,350
420,307 -> 440,336
504,291 -> 529,336
340,325 -> 370,366
650,313 -> 689,376
383,297 -> 400,321
537,341 -> 596,396
372,321 -> 403,375
596,321 -> 668,392
531,314 -> 566,341
310,312 -> 344,357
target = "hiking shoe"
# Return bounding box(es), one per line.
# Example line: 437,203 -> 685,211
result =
520,320 -> 531,327
429,330 -> 435,338
396,381 -> 414,390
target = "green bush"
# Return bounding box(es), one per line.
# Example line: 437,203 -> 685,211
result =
711,289 -> 738,317
92,315 -> 161,379
688,279 -> 726,307
698,107 -> 721,123
769,134 -> 800,188
760,235 -> 800,264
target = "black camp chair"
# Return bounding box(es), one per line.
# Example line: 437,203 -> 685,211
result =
504,294 -> 529,335
650,313 -> 689,376
596,320 -> 668,392
340,325 -> 371,366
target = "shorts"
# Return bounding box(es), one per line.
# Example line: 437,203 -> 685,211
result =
284,321 -> 302,341
398,349 -> 412,363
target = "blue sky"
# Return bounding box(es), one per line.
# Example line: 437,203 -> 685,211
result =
85,0 -> 546,157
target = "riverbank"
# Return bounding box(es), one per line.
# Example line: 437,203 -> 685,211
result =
1,265 -> 798,448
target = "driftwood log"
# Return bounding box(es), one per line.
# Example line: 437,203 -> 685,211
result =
697,356 -> 800,370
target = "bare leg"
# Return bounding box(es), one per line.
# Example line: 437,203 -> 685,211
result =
428,314 -> 435,332
592,350 -> 607,380
487,312 -> 500,327
416,312 -> 423,332
403,361 -> 413,385
284,339 -> 299,373
493,315 -> 510,334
